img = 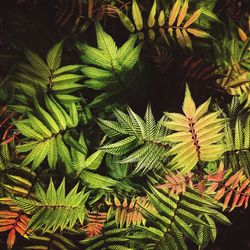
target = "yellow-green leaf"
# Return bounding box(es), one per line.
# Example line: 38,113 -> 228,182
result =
187,28 -> 209,38
132,0 -> 143,30
158,10 -> 165,27
148,0 -> 157,28
168,0 -> 181,26
118,11 -> 135,32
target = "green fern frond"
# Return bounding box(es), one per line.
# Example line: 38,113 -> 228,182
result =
77,23 -> 142,106
224,115 -> 250,177
135,184 -> 230,249
11,41 -> 83,100
98,105 -> 168,175
13,179 -> 89,233
15,95 -> 82,170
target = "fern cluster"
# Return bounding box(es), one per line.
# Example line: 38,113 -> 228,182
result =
0,0 -> 250,249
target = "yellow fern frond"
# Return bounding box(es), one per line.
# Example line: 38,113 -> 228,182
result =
162,85 -> 226,173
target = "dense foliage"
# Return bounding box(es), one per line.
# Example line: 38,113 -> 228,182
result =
0,0 -> 250,249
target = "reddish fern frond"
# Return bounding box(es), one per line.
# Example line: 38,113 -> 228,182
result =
0,106 -> 19,144
83,212 -> 107,238
157,172 -> 194,196
152,47 -> 175,74
108,196 -> 155,228
0,206 -> 30,249
205,166 -> 250,211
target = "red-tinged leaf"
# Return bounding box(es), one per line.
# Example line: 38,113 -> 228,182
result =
182,181 -> 186,193
231,171 -> 244,189
157,183 -> 173,189
166,175 -> 176,184
207,171 -> 224,182
137,211 -> 142,225
7,228 -> 16,250
171,174 -> 180,183
16,221 -> 27,232
214,187 -> 226,200
126,211 -> 133,227
230,193 -> 241,211
176,184 -> 182,194
244,186 -> 250,195
0,211 -> 18,218
129,197 -> 135,209
239,179 -> 250,193
0,225 -> 13,232
244,196 -> 249,209
15,225 -> 28,238
132,210 -> 137,225
169,186 -> 176,196
225,171 -> 242,187
20,215 -> 30,224
0,219 -> 16,226
237,196 -> 245,207
189,179 -> 194,189
206,182 -> 218,194
123,198 -> 128,208
223,190 -> 233,210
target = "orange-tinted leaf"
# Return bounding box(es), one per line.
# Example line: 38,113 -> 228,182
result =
244,186 -> 250,195
206,182 -> 218,194
231,171 -> 244,189
132,210 -> 137,225
244,196 -> 249,209
214,187 -> 225,200
223,190 -> 233,210
0,225 -> 13,232
239,179 -> 250,193
238,27 -> 248,42
20,215 -> 30,224
207,171 -> 224,182
225,171 -> 241,187
7,228 -> 16,250
0,211 -> 18,218
0,219 -> 16,226
237,195 -> 245,207
183,9 -> 202,28
137,211 -> 142,225
123,198 -> 128,208
230,193 -> 241,211
15,225 -> 28,238
16,221 -> 27,231
126,211 -> 133,227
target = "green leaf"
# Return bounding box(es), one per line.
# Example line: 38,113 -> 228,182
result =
86,150 -> 105,170
47,40 -> 64,71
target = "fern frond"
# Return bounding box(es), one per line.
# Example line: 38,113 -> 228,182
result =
98,105 -> 168,175
11,41 -> 83,100
15,95 -> 83,170
135,183 -> 230,249
77,23 -> 142,106
162,85 -> 226,174
224,114 -> 250,176
13,179 -> 89,233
